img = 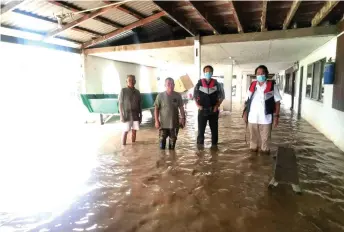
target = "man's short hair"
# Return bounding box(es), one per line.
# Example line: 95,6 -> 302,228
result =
255,65 -> 269,76
203,65 -> 214,73
127,75 -> 136,80
165,77 -> 174,84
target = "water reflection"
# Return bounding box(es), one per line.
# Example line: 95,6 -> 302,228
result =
1,102 -> 344,232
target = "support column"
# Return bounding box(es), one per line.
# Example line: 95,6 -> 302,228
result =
194,35 -> 201,80
223,62 -> 234,111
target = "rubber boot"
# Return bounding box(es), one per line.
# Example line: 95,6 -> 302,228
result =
168,139 -> 176,150
160,139 -> 166,150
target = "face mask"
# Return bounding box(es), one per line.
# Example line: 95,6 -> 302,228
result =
257,75 -> 266,82
204,72 -> 212,79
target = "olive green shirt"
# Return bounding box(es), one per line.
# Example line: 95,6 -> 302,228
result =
119,87 -> 141,122
154,91 -> 183,129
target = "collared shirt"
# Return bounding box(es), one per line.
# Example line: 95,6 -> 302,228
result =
154,91 -> 183,129
247,82 -> 282,124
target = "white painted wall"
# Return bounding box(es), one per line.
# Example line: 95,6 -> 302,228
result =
84,55 -> 159,94
278,37 -> 344,151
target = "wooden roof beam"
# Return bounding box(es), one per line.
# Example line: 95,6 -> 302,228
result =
82,11 -> 166,48
261,0 -> 268,32
1,0 -> 27,16
311,1 -> 340,27
84,38 -> 194,54
45,3 -> 125,39
228,0 -> 243,33
187,1 -> 220,35
48,1 -> 124,28
283,0 -> 301,30
153,1 -> 196,36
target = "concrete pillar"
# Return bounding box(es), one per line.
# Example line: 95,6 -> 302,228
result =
80,53 -> 87,94
223,62 -> 233,111
194,35 -> 201,80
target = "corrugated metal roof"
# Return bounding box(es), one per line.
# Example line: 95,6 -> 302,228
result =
102,8 -> 138,26
93,30 -> 136,47
67,0 -> 106,11
141,18 -> 171,35
1,11 -> 56,31
0,25 -> 81,48
79,18 -> 116,34
17,0 -> 84,24
124,1 -> 160,17
59,29 -> 93,43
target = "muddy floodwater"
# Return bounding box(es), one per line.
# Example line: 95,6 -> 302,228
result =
1,103 -> 344,232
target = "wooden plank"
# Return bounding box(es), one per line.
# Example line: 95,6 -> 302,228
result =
48,0 -> 124,28
338,19 -> 344,33
273,147 -> 299,184
261,0 -> 268,32
312,1 -> 340,27
283,0 -> 301,30
84,38 -> 194,54
187,1 -> 220,35
201,25 -> 337,45
228,0 -> 243,33
153,1 -> 196,36
1,0 -> 27,16
82,11 -> 166,48
45,2 -> 124,39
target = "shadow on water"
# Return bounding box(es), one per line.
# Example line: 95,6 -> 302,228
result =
2,102 -> 344,232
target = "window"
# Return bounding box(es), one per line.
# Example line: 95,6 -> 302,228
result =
284,73 -> 292,94
306,58 -> 326,101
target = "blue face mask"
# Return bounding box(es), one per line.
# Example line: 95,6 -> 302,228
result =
204,72 -> 213,79
257,75 -> 266,82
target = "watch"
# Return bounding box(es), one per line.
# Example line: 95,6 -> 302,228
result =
274,114 -> 280,118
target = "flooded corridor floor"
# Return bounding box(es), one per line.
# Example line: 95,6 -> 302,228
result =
1,103 -> 344,232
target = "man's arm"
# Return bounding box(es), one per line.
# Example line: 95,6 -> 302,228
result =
214,82 -> 224,111
193,81 -> 202,108
138,91 -> 142,122
273,84 -> 282,127
154,95 -> 160,129
118,89 -> 124,122
178,94 -> 186,127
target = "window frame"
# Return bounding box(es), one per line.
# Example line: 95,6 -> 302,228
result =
306,58 -> 326,102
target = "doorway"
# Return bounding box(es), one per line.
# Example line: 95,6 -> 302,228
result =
297,66 -> 304,117
290,71 -> 296,110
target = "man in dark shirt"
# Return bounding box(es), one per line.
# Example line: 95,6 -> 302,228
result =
119,75 -> 142,145
154,78 -> 186,150
194,65 -> 225,147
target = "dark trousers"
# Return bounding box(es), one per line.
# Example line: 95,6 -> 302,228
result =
197,110 -> 219,145
159,128 -> 179,149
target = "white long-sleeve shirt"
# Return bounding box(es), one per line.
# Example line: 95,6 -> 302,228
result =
246,82 -> 282,124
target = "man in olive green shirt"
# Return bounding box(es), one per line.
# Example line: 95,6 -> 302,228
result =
119,75 -> 142,145
154,78 -> 186,150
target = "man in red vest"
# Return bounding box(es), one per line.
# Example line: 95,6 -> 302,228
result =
243,65 -> 282,154
194,65 -> 225,147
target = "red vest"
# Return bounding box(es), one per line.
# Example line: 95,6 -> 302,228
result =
248,80 -> 276,115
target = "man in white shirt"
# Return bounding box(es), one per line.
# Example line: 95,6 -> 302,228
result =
243,65 -> 282,154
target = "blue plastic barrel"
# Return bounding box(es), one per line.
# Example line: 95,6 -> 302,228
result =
324,61 -> 335,84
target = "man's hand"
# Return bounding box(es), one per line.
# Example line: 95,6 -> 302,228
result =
273,117 -> 279,128
243,111 -> 248,124
139,115 -> 142,124
180,118 -> 186,128
213,105 -> 219,112
155,120 -> 160,129
120,115 -> 125,123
